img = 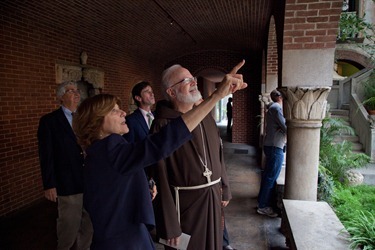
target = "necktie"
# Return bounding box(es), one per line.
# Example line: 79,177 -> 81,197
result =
147,113 -> 153,128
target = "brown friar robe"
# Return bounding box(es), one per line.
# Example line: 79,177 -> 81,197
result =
149,101 -> 232,250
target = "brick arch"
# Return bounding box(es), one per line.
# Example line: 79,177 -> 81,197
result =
335,46 -> 374,68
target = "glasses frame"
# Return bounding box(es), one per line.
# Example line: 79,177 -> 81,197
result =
169,76 -> 197,89
65,89 -> 81,95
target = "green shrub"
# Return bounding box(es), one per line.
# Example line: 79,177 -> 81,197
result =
362,72 -> 375,111
345,211 -> 375,250
317,165 -> 335,203
319,117 -> 370,181
332,184 -> 375,249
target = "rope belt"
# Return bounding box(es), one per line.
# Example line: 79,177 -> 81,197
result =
173,177 -> 221,224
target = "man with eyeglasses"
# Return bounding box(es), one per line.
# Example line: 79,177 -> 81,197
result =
149,61 -> 244,250
37,81 -> 93,249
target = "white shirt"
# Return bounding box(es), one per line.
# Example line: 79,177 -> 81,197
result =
62,105 -> 75,127
139,108 -> 154,128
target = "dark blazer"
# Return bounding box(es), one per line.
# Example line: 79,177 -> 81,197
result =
84,117 -> 192,249
37,107 -> 84,196
123,108 -> 150,143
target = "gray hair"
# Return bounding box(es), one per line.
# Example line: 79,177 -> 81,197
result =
161,64 -> 182,100
56,81 -> 78,98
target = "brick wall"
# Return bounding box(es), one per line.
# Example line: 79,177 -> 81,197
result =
0,0 -> 346,216
268,17 -> 278,76
284,0 -> 343,50
0,2 -> 261,217
0,1 -> 162,216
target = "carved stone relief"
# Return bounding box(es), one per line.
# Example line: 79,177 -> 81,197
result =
55,53 -> 105,98
55,64 -> 82,83
82,68 -> 104,89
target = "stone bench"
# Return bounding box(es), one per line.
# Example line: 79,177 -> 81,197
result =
282,199 -> 351,250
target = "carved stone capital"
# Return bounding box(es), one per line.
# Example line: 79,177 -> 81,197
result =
279,87 -> 331,121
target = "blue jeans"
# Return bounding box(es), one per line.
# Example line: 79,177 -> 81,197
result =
223,220 -> 230,247
258,146 -> 284,208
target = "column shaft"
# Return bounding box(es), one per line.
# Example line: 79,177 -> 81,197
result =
280,87 -> 330,201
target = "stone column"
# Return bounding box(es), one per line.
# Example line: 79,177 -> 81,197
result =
280,87 -> 331,201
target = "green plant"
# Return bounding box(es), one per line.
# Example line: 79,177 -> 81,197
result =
338,12 -> 373,41
317,165 -> 335,203
362,72 -> 375,111
332,184 -> 375,249
332,184 -> 375,221
346,211 -> 375,250
319,117 -> 370,181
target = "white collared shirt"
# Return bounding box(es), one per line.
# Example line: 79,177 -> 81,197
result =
139,108 -> 154,128
61,106 -> 75,127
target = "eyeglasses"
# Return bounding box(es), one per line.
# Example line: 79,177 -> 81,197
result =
169,77 -> 197,89
65,89 -> 81,95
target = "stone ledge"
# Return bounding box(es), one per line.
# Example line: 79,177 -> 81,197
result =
282,199 -> 350,250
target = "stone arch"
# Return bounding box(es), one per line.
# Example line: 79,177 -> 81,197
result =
335,45 -> 374,69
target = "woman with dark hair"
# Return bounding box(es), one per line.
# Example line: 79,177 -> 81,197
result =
72,60 -> 246,250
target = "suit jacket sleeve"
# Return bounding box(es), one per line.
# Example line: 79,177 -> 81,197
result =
123,115 -> 136,143
37,115 -> 57,190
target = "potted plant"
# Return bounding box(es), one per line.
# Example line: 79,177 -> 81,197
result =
362,72 -> 375,114
337,12 -> 372,43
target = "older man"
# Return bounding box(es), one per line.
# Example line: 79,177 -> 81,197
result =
37,81 -> 93,249
150,61 -> 244,250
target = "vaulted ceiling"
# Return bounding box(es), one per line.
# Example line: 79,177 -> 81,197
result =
76,0 -> 279,64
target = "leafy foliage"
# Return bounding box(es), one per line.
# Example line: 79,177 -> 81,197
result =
332,185 -> 375,249
318,91 -> 374,250
362,72 -> 375,111
317,165 -> 335,203
345,211 -> 375,250
338,12 -> 373,41
332,184 -> 375,221
319,117 -> 370,181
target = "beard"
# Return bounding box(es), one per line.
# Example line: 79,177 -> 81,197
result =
176,86 -> 202,104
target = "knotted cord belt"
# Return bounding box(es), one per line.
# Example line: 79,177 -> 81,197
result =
173,177 -> 221,224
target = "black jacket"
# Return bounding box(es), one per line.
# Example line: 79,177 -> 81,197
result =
37,107 -> 84,196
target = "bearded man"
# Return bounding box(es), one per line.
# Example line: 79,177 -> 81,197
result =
150,62 -> 244,250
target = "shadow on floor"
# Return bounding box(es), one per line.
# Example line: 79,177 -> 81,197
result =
0,199 -> 57,250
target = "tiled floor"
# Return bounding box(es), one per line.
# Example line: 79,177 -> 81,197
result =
0,125 -> 288,250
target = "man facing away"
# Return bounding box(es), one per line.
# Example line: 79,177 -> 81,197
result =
257,89 -> 287,217
37,81 -> 93,249
149,62 -> 245,249
123,81 -> 155,143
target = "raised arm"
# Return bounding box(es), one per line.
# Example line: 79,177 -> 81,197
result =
182,60 -> 247,132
